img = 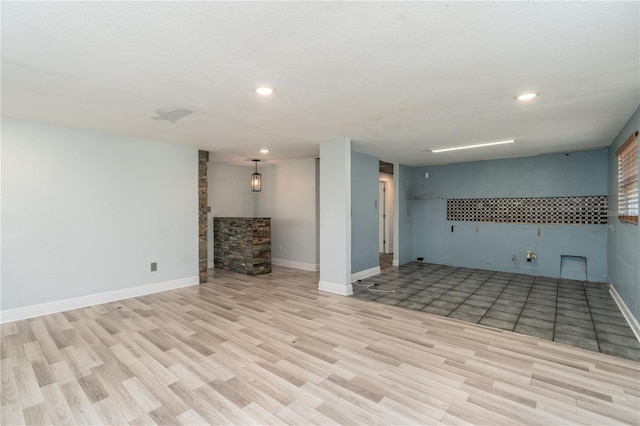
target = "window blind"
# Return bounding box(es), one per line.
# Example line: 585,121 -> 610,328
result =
616,130 -> 638,224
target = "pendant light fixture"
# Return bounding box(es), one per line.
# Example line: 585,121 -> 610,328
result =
251,160 -> 262,192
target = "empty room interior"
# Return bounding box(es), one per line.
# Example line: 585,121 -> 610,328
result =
1,2 -> 639,425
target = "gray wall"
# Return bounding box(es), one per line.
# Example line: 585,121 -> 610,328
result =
208,162 -> 256,218
608,104 -> 640,321
1,118 -> 199,311
410,149 -> 608,282
208,158 -> 320,272
207,162 -> 257,267
255,159 -> 319,270
351,150 -> 379,274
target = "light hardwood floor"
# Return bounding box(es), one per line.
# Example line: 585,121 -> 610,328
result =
2,266 -> 639,425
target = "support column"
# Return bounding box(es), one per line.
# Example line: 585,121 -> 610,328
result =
394,163 -> 413,267
198,150 -> 209,283
318,138 -> 352,295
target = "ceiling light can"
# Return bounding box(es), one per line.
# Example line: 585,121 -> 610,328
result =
515,92 -> 538,101
255,86 -> 275,95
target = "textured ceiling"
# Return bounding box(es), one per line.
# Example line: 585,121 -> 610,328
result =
2,2 -> 639,167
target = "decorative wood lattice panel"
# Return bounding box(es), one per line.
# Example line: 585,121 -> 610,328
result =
447,196 -> 608,224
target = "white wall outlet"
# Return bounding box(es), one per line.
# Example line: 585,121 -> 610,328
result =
424,172 -> 430,179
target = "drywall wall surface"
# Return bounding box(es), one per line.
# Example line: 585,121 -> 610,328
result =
207,162 -> 257,266
396,164 -> 414,266
318,138 -> 352,294
254,159 -> 318,269
208,162 -> 256,217
1,118 -> 198,311
351,151 -> 379,274
608,104 -> 640,322
411,149 -> 608,282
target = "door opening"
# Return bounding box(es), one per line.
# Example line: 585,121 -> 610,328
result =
379,180 -> 387,253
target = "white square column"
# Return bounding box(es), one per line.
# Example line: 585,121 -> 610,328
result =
318,138 -> 352,295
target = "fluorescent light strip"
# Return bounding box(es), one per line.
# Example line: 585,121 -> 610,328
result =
431,139 -> 515,153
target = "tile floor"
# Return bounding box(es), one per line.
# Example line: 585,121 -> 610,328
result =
354,258 -> 640,361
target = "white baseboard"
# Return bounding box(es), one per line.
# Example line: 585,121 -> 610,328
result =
392,258 -> 400,267
0,276 -> 199,324
609,283 -> 640,343
318,280 -> 353,296
351,266 -> 381,282
272,258 -> 319,272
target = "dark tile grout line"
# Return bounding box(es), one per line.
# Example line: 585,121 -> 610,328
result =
581,282 -> 602,353
358,260 -> 639,361
427,269 -> 480,312
552,278 -> 559,342
474,275 -> 513,327
509,276 -> 537,333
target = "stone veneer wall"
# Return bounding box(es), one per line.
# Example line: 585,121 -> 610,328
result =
198,150 -> 209,283
213,217 -> 271,275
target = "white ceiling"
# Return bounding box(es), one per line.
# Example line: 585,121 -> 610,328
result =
2,2 -> 639,167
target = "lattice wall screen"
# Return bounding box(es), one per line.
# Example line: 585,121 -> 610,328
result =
447,196 -> 608,224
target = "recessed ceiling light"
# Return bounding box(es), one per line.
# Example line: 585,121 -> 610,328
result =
260,149 -> 269,154
515,92 -> 538,101
431,139 -> 515,153
255,86 -> 275,95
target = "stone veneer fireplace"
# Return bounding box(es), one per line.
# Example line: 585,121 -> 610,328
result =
213,217 -> 271,275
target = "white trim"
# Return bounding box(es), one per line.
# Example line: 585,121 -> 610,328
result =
392,258 -> 400,267
351,266 -> 381,282
318,280 -> 353,296
0,276 -> 199,324
609,283 -> 640,343
272,258 -> 319,272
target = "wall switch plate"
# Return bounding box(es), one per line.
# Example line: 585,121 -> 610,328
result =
424,172 -> 430,179
150,262 -> 157,272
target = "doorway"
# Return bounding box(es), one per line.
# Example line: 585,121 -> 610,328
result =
378,160 -> 394,270
379,180 -> 387,253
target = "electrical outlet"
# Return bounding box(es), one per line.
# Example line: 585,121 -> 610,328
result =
150,262 -> 157,272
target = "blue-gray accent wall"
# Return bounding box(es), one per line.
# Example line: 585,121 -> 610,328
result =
608,105 -> 640,322
351,150 -> 380,274
410,149 -> 609,282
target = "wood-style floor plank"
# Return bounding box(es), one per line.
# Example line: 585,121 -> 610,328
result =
1,265 -> 639,425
